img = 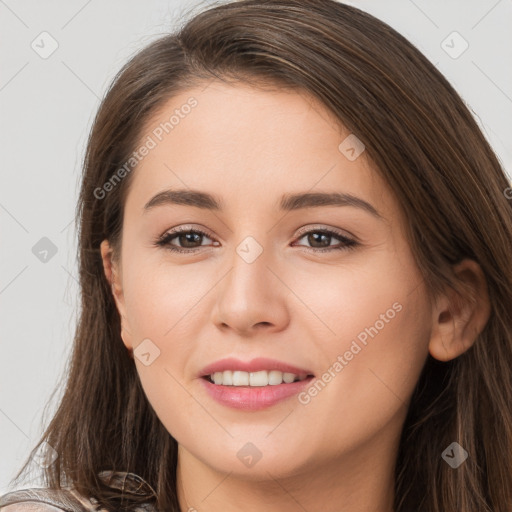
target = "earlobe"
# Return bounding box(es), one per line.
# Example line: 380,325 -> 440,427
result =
428,259 -> 491,362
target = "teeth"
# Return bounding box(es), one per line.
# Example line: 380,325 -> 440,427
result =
268,370 -> 283,385
233,371 -> 249,386
249,370 -> 268,386
209,370 -> 308,386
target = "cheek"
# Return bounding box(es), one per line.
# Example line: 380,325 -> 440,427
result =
120,258 -> 212,422
296,243 -> 429,398
122,255 -> 211,337
299,259 -> 431,444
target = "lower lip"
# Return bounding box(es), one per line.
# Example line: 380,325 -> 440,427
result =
200,376 -> 315,411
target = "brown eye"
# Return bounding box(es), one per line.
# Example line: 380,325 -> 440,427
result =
306,232 -> 333,248
155,228 -> 216,253
294,229 -> 358,252
174,231 -> 204,248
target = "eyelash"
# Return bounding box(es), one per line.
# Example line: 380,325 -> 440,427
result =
154,225 -> 359,254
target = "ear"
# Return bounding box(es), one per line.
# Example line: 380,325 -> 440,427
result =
429,259 -> 491,361
100,239 -> 133,353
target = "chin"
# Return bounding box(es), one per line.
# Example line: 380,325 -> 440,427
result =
188,433 -> 316,480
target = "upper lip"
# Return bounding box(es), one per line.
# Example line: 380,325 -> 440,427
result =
199,357 -> 315,378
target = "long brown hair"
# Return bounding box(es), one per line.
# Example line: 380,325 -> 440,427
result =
10,1 -> 512,510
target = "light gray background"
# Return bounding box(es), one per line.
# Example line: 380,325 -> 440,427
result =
1,0 -> 511,494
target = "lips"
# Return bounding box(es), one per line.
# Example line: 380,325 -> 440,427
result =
198,357 -> 316,411
200,376 -> 315,410
198,357 -> 315,378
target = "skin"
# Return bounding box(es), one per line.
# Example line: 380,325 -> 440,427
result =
100,80 -> 490,512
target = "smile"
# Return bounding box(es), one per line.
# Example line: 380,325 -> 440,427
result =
198,357 -> 316,410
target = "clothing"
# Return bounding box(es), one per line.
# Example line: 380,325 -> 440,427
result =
0,471 -> 158,511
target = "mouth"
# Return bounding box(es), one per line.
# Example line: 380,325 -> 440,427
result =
197,358 -> 316,411
198,357 -> 315,386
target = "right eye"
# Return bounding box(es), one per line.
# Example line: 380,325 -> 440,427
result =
154,227 -> 219,253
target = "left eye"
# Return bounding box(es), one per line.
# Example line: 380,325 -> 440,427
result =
155,227 -> 358,253
293,229 -> 358,252
155,228 -> 216,253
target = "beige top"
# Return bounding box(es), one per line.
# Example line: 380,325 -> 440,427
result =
0,471 -> 158,511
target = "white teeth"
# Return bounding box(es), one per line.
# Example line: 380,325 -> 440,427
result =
283,372 -> 296,384
222,370 -> 233,385
268,370 -> 283,385
209,370 -> 308,386
232,371 -> 249,386
249,370 -> 268,386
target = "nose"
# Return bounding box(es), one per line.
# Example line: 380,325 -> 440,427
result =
211,244 -> 290,337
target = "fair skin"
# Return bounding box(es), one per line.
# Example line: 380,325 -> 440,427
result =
100,80 -> 490,512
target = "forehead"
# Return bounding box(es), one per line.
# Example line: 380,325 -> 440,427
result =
123,80 -> 394,221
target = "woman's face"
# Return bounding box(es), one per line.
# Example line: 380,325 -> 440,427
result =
102,80 -> 433,480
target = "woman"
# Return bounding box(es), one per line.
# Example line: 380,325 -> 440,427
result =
1,0 -> 511,510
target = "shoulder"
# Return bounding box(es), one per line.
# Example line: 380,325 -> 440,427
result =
0,485 -> 91,511
0,503 -> 68,511
0,471 -> 158,512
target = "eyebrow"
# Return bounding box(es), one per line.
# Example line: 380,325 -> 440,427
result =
143,189 -> 382,219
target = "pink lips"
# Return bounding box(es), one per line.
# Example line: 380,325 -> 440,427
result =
198,357 -> 315,411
